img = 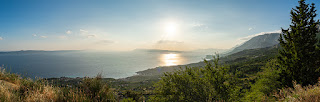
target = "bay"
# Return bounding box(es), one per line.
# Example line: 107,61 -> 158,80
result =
0,50 -> 206,79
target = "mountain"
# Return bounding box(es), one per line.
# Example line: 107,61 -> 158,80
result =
226,27 -> 320,55
227,33 -> 280,55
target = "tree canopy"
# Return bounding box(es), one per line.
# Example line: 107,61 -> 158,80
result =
278,0 -> 320,86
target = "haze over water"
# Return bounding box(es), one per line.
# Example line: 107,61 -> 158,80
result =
0,51 -> 205,79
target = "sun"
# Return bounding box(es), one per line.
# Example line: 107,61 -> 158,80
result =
164,22 -> 178,35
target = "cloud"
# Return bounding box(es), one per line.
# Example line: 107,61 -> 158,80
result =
248,27 -> 253,30
96,40 -> 115,45
239,30 -> 281,41
87,34 -> 96,38
66,30 -> 72,34
40,36 -> 48,38
79,29 -> 97,38
153,40 -> 187,51
190,22 -> 208,32
0,37 -> 2,40
156,40 -> 183,44
80,29 -> 88,34
32,33 -> 49,39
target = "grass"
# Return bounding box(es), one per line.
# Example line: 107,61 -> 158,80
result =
0,67 -> 118,102
274,81 -> 320,102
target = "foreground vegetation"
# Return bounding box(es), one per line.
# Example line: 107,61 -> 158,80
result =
0,69 -> 118,101
1,0 -> 320,101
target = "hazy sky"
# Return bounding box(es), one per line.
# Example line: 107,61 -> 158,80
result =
0,0 -> 319,51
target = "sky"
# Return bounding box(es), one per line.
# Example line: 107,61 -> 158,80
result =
0,0 -> 319,51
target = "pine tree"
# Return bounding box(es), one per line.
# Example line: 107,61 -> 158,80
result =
278,0 -> 320,87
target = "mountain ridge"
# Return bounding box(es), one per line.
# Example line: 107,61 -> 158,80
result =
226,33 -> 280,55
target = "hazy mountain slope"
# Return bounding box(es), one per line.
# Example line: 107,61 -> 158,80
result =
227,33 -> 280,55
227,29 -> 320,55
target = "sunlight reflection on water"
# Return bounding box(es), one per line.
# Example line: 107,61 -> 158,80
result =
160,53 -> 182,66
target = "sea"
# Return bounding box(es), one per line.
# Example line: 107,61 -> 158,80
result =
0,50 -> 209,79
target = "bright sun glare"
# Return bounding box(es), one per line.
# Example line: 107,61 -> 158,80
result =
162,53 -> 180,66
164,22 -> 178,36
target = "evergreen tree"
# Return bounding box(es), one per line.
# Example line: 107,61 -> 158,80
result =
278,0 -> 320,87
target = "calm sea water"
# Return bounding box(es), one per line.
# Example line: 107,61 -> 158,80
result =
0,51 -> 206,79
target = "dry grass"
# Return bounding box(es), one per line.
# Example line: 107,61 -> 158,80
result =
274,81 -> 320,102
24,85 -> 58,102
0,67 -> 117,102
0,82 -> 20,102
0,68 -> 21,86
56,88 -> 89,101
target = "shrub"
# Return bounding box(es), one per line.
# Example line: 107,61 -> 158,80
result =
244,59 -> 281,101
150,55 -> 241,102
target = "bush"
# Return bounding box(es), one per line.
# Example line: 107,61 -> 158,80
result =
244,59 -> 281,101
150,55 -> 241,102
80,73 -> 117,102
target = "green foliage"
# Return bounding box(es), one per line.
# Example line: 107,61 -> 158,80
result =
80,73 -> 117,102
150,55 -> 241,102
244,59 -> 281,101
278,0 -> 320,87
121,98 -> 136,102
121,90 -> 143,101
